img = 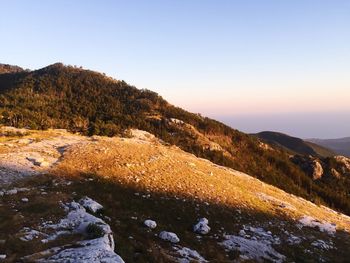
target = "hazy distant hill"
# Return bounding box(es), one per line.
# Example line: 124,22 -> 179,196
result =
1,62 -> 350,215
253,131 -> 335,157
307,138 -> 350,157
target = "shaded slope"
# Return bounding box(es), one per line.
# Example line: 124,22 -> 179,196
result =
305,141 -> 336,158
254,131 -> 335,158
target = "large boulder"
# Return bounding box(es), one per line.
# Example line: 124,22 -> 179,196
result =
291,155 -> 324,180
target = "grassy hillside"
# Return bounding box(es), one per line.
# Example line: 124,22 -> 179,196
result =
1,129 -> 350,262
1,63 -> 350,215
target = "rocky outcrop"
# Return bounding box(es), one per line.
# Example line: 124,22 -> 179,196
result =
291,155 -> 324,180
334,156 -> 350,174
312,160 -> 324,180
23,199 -> 124,263
291,154 -> 350,180
193,218 -> 211,235
331,168 -> 341,179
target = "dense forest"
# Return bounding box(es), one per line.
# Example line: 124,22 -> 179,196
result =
1,63 -> 350,215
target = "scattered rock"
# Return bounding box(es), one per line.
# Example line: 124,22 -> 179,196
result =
290,155 -> 324,180
311,239 -> 333,250
6,189 -> 18,195
27,156 -> 44,165
239,229 -> 246,236
286,234 -> 302,245
159,231 -> 180,243
312,160 -> 324,180
23,200 -> 124,262
331,168 -> 341,179
334,156 -> 350,172
187,162 -> 196,167
221,234 -> 285,263
21,198 -> 29,202
298,216 -> 336,235
193,218 -> 211,235
144,219 -> 157,229
128,129 -> 156,142
16,138 -> 33,144
79,196 -> 103,213
174,246 -> 207,262
168,118 -> 185,125
39,161 -> 50,167
19,228 -> 46,241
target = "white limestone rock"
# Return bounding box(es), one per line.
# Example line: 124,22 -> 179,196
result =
144,219 -> 157,229
159,231 -> 180,243
79,196 -> 103,213
193,218 -> 210,235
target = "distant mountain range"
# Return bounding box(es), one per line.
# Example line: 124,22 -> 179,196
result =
306,137 -> 350,157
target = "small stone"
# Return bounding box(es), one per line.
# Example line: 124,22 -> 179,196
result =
6,189 -> 18,195
79,197 -> 103,213
193,218 -> 211,235
159,231 -> 180,243
39,161 -> 50,167
144,219 -> 157,229
21,198 -> 29,202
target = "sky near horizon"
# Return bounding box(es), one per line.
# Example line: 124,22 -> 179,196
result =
1,0 -> 350,138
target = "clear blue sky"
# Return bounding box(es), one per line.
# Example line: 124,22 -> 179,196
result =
1,0 -> 349,138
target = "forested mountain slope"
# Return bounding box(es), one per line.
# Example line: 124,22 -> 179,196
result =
0,63 -> 349,215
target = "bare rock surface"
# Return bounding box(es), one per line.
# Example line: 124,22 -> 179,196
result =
23,198 -> 125,263
0,128 -> 88,185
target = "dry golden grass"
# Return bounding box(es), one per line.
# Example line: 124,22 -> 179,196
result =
2,126 -> 350,232
51,132 -> 350,232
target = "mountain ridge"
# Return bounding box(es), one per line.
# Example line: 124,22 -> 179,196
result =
253,131 -> 335,158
